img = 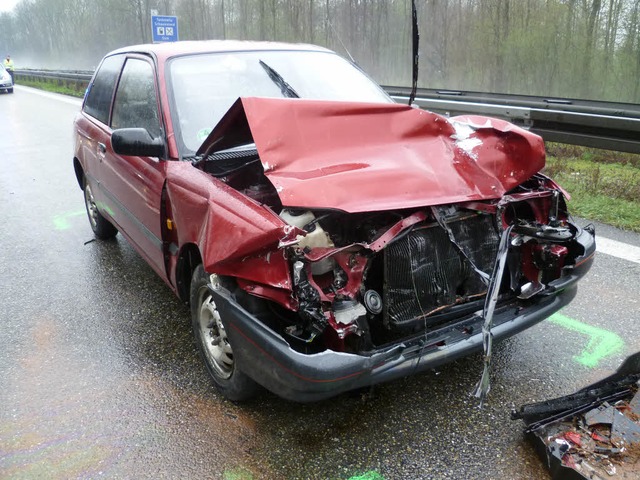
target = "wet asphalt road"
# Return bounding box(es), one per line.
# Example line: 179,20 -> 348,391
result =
1,86 -> 639,480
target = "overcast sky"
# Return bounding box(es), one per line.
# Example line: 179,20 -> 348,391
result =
0,0 -> 19,13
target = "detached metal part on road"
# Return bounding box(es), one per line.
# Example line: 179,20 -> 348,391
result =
513,352 -> 640,480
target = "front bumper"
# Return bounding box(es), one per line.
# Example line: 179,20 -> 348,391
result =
212,226 -> 595,402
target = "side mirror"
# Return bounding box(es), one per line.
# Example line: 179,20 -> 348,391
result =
111,128 -> 166,158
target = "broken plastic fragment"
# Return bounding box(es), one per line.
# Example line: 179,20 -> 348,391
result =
562,431 -> 582,447
518,281 -> 544,299
292,261 -> 304,285
585,403 -> 616,427
333,301 -> 367,326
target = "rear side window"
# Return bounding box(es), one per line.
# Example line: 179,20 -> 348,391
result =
84,55 -> 124,125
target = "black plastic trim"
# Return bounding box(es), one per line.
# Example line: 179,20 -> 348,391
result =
209,282 -> 577,402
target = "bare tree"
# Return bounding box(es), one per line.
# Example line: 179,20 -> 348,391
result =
1,0 -> 639,102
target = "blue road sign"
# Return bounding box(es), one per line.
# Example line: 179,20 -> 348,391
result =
151,15 -> 179,43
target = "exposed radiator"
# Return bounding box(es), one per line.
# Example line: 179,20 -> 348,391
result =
383,214 -> 500,328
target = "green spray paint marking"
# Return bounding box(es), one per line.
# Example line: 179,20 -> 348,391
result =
548,313 -> 624,368
223,468 -> 254,480
348,472 -> 386,480
221,468 -> 383,480
53,209 -> 86,230
54,202 -> 115,231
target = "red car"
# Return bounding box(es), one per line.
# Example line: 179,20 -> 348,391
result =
73,41 -> 595,402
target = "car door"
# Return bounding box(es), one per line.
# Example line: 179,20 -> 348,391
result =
99,55 -> 168,278
77,54 -> 125,213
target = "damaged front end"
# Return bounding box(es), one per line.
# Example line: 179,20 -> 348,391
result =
182,97 -> 595,401
237,175 -> 594,357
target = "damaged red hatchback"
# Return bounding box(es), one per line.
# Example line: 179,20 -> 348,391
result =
73,41 -> 595,402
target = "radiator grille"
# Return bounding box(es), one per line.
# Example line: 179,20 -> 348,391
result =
383,214 -> 500,328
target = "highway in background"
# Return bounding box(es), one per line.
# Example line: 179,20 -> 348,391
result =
1,86 -> 639,480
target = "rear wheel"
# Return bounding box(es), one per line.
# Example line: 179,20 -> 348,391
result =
190,265 -> 259,401
83,177 -> 117,239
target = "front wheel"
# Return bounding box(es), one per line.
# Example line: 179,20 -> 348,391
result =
190,265 -> 259,401
83,177 -> 117,239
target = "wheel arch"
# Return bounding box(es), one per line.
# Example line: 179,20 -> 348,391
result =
73,157 -> 84,190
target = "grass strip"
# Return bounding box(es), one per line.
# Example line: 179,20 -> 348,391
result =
16,79 -> 84,98
545,145 -> 640,232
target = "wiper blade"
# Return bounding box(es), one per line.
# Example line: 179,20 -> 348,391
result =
259,60 -> 299,99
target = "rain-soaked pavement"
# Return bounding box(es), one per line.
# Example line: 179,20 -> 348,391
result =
1,86 -> 639,480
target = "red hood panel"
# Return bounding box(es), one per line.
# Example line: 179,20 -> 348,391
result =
199,98 -> 545,213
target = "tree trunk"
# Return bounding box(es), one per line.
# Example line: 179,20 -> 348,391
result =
308,0 -> 313,43
582,0 -> 602,97
221,0 -> 226,39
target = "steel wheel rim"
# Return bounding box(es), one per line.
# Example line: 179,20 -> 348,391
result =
198,292 -> 234,380
84,183 -> 99,229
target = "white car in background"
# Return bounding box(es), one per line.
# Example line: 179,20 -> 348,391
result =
0,64 -> 13,94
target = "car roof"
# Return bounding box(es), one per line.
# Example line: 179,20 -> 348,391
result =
107,40 -> 333,62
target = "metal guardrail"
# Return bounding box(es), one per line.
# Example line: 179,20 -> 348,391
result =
13,69 -> 640,154
14,69 -> 93,95
386,86 -> 640,154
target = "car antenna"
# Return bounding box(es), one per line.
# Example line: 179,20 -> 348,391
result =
408,0 -> 419,106
327,18 -> 356,65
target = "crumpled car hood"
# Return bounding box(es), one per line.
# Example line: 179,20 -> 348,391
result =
197,97 -> 545,213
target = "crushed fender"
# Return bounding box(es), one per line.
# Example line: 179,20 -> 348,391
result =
512,352 -> 640,479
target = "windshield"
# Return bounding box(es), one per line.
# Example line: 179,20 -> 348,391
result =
168,50 -> 392,154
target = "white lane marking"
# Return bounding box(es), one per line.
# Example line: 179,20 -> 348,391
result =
597,236 -> 640,265
14,85 -> 83,107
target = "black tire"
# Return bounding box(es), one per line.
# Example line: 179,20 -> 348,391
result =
83,177 -> 118,239
190,265 -> 259,401
8,88 -> 13,93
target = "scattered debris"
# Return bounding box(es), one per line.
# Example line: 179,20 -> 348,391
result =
512,352 -> 640,480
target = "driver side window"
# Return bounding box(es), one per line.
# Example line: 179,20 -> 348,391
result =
111,58 -> 162,139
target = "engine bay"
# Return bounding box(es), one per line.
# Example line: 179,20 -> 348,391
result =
194,148 -> 589,355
